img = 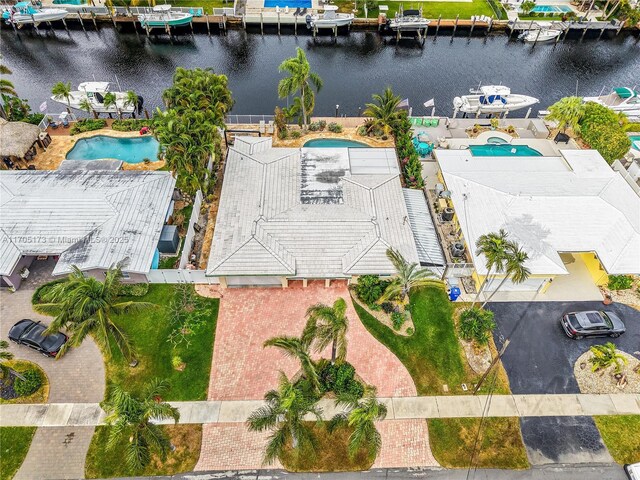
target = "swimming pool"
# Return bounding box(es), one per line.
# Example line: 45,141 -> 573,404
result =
66,135 -> 160,163
630,135 -> 640,151
530,5 -> 573,13
264,0 -> 311,8
469,144 -> 542,156
303,139 -> 368,148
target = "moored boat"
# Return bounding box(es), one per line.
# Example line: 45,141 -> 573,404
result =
583,87 -> 640,121
50,82 -> 142,115
306,5 -> 354,30
453,85 -> 539,115
519,28 -> 562,43
387,9 -> 430,31
138,5 -> 193,28
2,1 -> 68,25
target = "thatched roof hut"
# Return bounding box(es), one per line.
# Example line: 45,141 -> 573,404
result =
0,118 -> 40,159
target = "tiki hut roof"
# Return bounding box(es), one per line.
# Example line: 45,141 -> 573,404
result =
0,118 -> 40,158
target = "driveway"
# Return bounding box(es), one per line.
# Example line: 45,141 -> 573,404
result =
490,301 -> 640,394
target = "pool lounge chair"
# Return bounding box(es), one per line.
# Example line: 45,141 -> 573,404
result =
259,120 -> 266,134
294,7 -> 301,15
300,7 -> 307,15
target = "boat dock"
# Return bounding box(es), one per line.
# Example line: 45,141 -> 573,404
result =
508,19 -> 625,42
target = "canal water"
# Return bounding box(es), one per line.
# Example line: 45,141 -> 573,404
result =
1,27 -> 639,117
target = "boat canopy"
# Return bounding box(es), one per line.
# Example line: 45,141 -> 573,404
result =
480,85 -> 511,96
480,95 -> 507,105
403,9 -> 421,16
78,82 -> 111,93
615,87 -> 639,99
14,1 -> 38,13
153,5 -> 172,11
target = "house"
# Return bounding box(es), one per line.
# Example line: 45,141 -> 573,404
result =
0,168 -> 176,290
206,137 -> 444,287
434,148 -> 640,298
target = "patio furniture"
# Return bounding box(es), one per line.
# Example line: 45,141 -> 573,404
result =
267,120 -> 275,134
554,132 -> 570,144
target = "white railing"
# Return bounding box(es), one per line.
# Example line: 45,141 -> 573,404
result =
179,190 -> 204,269
59,5 -> 109,14
147,269 -> 219,284
612,159 -> 640,196
213,7 -> 235,16
112,5 -> 204,16
226,114 -> 275,124
444,262 -> 476,278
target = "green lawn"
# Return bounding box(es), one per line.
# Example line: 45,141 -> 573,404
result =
518,14 -> 565,21
109,0 -> 232,11
106,284 -> 219,400
334,0 -> 497,19
428,418 -> 529,469
353,287 -> 509,395
0,427 -> 36,480
85,424 -> 201,478
594,415 -> 640,464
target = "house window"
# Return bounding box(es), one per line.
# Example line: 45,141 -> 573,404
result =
121,272 -> 130,280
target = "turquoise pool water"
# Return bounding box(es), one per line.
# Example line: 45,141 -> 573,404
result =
630,135 -> 640,151
531,5 -> 572,13
469,144 -> 542,156
487,136 -> 509,144
303,139 -> 368,148
66,135 -> 160,163
264,0 -> 311,7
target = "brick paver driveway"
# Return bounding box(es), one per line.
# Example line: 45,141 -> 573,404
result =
207,281 -> 416,401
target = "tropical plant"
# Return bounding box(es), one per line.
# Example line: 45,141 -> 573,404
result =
481,243 -> 531,307
521,0 -> 536,13
589,343 -> 628,374
546,96 -> 585,132
51,81 -> 72,106
363,87 -> 404,137
472,229 -> 513,307
277,48 -> 323,129
0,340 -> 14,378
247,372 -> 322,465
391,311 -> 405,330
458,307 -> 496,346
608,275 -> 633,291
33,265 -> 154,360
124,90 -> 139,116
274,106 -> 288,139
78,98 -> 94,118
102,379 -> 180,471
378,248 -> 444,309
329,386 -> 387,459
303,298 -> 349,365
13,369 -> 42,397
264,336 -> 321,393
354,275 -> 390,305
0,79 -> 17,97
580,123 -> 631,165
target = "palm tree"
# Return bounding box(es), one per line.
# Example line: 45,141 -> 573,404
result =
103,92 -> 118,118
303,298 -> 348,365
378,248 -> 444,309
363,87 -> 403,136
0,340 -> 14,379
78,98 -> 96,119
329,386 -> 387,459
247,371 -> 321,465
0,64 -> 12,75
481,243 -> 531,307
34,265 -> 154,360
102,379 -> 180,471
547,96 -> 585,132
263,336 -> 320,393
277,48 -> 323,129
589,342 -> 628,374
472,229 -> 513,307
124,90 -> 138,117
0,79 -> 17,97
51,81 -> 72,107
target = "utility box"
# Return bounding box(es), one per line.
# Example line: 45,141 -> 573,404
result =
158,225 -> 180,254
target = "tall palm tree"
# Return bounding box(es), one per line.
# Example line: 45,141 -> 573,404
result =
124,90 -> 138,117
103,92 -> 118,118
264,336 -> 321,393
329,386 -> 387,459
0,340 -> 14,379
472,229 -> 513,307
247,371 -> 322,465
303,298 -> 348,365
0,79 -> 17,97
0,64 -> 12,75
103,379 -> 180,471
547,96 -> 585,132
78,98 -> 96,119
34,266 -> 154,360
277,48 -> 323,129
378,248 -> 444,309
51,82 -> 72,107
481,243 -> 531,307
363,87 -> 403,136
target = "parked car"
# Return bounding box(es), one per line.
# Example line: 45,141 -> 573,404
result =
625,463 -> 640,480
8,319 -> 67,357
560,310 -> 626,339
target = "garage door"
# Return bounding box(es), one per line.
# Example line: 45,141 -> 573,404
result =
226,276 -> 282,287
484,276 -> 547,292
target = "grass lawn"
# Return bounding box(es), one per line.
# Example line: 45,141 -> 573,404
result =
518,14 -> 565,21
280,422 -> 374,472
353,286 -> 509,395
0,360 -> 49,404
106,284 -> 219,401
428,418 -> 529,469
85,424 -> 201,478
0,427 -> 36,480
593,415 -> 640,464
334,0 -> 496,19
111,0 -> 232,11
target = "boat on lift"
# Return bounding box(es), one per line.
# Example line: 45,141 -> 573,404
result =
583,87 -> 640,121
50,82 -> 142,115
306,5 -> 354,29
453,85 -> 539,115
2,1 -> 68,25
138,5 -> 193,28
387,9 -> 430,31
519,28 -> 561,43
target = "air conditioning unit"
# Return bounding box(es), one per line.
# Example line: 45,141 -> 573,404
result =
442,208 -> 455,222
450,242 -> 465,258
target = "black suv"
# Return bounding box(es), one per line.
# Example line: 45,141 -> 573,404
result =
8,319 -> 68,357
560,310 -> 626,339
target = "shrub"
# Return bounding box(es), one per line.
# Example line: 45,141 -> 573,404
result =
624,122 -> 640,133
380,302 -> 394,314
14,369 -> 42,397
580,123 -> 631,164
111,119 -> 153,132
406,327 -> 414,335
490,118 -> 499,129
355,275 -> 390,305
25,113 -> 45,125
70,119 -> 107,135
318,361 -> 365,399
589,342 -> 627,374
171,355 -> 184,369
608,275 -> 633,291
357,125 -> 368,136
327,122 -> 343,133
581,102 -> 624,129
365,0 -> 378,9
290,130 -> 302,139
391,311 -> 405,330
318,120 -> 327,130
458,307 -> 496,346
116,283 -> 150,297
274,106 -> 288,139
308,120 -> 326,132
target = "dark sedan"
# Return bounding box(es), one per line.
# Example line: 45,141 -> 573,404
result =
560,310 -> 626,339
8,319 -> 67,357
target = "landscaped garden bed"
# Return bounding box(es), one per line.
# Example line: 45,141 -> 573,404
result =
0,427 -> 37,480
574,344 -> 640,394
0,360 -> 49,404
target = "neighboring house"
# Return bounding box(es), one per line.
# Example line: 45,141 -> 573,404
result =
434,148 -> 640,295
0,168 -> 176,290
206,137 -> 444,287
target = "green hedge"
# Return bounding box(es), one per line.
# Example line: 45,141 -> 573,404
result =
111,119 -> 154,132
14,370 -> 43,397
70,119 -> 107,135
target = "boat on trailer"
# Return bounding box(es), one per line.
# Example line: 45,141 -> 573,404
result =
519,28 -> 562,43
453,85 -> 539,115
2,1 -> 68,25
138,5 -> 193,29
50,82 -> 142,115
306,5 -> 354,29
583,87 -> 640,121
387,9 -> 430,31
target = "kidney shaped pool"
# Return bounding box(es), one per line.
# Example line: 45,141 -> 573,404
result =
66,135 -> 160,163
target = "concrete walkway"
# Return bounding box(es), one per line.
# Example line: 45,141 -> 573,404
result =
3,393 -> 639,427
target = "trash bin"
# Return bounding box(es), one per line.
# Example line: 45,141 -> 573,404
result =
448,286 -> 461,301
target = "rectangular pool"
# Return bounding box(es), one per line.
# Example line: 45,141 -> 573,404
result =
530,5 -> 573,13
264,0 -> 311,7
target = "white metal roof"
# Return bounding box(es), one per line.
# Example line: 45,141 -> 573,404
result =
0,170 -> 175,276
436,149 -> 640,276
402,188 -> 446,268
207,137 -> 419,278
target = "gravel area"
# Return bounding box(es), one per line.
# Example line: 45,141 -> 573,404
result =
459,338 -> 492,374
600,276 -> 640,311
574,349 -> 640,394
350,292 -> 413,336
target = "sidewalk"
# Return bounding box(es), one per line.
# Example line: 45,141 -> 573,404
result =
2,393 -> 639,427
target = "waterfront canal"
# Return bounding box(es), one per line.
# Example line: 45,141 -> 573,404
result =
1,28 -> 639,117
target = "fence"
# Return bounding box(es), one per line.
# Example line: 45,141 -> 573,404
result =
146,269 -> 219,284
213,7 -> 235,16
225,114 -> 275,124
612,159 -> 640,195
179,190 -> 204,269
444,262 -> 475,279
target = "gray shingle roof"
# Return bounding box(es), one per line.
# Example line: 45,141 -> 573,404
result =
0,170 -> 175,276
206,138 -> 420,278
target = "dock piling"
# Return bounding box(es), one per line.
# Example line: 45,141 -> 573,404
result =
223,12 -> 227,32
277,11 -> 280,34
435,15 -> 441,37
260,12 -> 264,35
61,17 -> 69,32
205,13 -> 210,35
487,16 -> 493,33
452,14 -> 459,38
525,107 -> 531,119
108,8 -> 116,28
533,26 -> 541,46
91,11 -> 97,29
242,13 -> 246,29
294,15 -> 297,35
580,21 -> 589,41
77,12 -> 85,31
469,16 -> 475,36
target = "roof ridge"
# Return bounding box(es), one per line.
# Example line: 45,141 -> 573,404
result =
253,225 -> 296,274
342,226 -> 380,273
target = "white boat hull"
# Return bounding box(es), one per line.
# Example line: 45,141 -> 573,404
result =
307,13 -> 353,29
389,18 -> 430,30
520,29 -> 561,43
51,91 -> 136,114
454,94 -> 539,114
583,94 -> 640,121
6,8 -> 68,24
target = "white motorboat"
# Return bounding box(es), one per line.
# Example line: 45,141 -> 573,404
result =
453,85 -> 539,115
388,9 -> 430,31
51,82 -> 141,115
138,5 -> 193,29
2,1 -> 68,25
519,28 -> 562,43
306,5 -> 354,29
583,87 -> 640,121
